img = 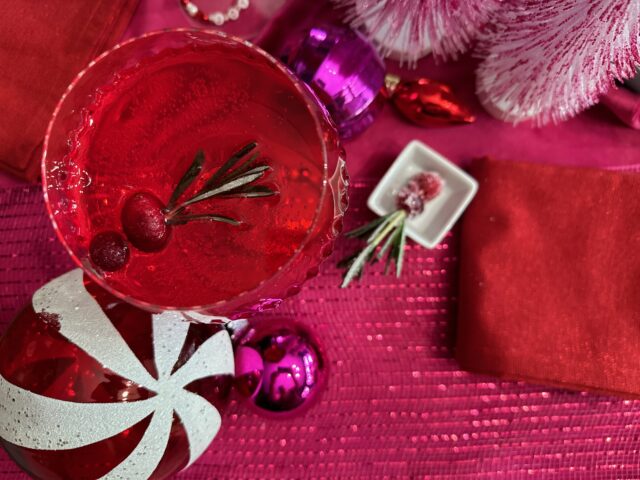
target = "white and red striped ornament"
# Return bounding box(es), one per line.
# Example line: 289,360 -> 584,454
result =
0,269 -> 234,480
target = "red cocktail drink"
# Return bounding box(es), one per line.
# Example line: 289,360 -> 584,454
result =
43,30 -> 347,316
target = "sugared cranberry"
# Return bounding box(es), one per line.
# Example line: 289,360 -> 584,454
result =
121,192 -> 169,252
89,231 -> 130,271
414,171 -> 443,201
396,180 -> 425,217
396,171 -> 444,217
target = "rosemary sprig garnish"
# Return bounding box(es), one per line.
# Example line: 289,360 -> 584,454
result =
220,185 -> 276,198
198,141 -> 258,193
164,142 -> 277,225
338,210 -> 408,288
166,149 -> 205,211
337,170 -> 446,287
166,213 -> 240,226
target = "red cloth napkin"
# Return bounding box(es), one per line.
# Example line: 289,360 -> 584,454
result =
457,157 -> 640,398
0,0 -> 139,182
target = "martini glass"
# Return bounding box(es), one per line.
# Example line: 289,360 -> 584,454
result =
43,29 -> 347,318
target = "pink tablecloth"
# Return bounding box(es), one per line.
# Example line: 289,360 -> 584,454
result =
2,1 -> 640,478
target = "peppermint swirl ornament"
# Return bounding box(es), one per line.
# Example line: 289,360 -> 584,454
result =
0,269 -> 234,480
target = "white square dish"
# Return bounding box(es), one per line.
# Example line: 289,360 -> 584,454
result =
367,140 -> 478,249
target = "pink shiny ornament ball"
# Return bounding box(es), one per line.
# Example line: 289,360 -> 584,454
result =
234,322 -> 326,416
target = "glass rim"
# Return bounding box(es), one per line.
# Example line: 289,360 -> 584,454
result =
42,28 -> 336,313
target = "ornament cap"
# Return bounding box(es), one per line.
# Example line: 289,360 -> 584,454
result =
384,73 -> 402,96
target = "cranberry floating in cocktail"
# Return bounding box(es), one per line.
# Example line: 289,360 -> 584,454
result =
43,30 -> 347,316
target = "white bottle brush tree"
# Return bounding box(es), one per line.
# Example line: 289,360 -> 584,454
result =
336,0 -> 640,125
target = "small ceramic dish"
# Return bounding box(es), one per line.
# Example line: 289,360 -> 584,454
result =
367,140 -> 478,249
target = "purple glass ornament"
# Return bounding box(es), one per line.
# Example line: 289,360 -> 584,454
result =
288,24 -> 386,139
234,322 -> 326,416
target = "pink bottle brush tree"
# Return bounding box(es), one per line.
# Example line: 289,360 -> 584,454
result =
336,0 -> 640,125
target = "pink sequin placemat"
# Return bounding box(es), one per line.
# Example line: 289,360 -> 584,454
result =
1,183 -> 640,480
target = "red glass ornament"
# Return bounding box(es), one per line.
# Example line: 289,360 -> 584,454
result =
386,74 -> 476,126
0,274 -> 232,480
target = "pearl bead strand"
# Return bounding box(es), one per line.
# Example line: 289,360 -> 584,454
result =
180,0 -> 250,26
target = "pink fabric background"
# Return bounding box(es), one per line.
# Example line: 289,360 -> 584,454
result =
2,0 -> 640,478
